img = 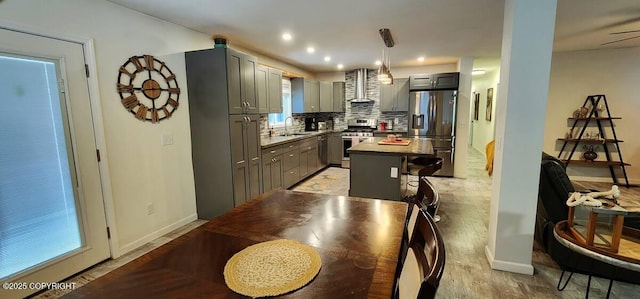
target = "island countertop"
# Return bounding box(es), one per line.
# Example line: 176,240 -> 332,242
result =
347,137 -> 435,156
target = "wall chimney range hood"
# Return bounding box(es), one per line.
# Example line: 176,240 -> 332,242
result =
350,68 -> 372,103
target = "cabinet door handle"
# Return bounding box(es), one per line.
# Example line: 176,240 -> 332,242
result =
270,150 -> 276,154
271,158 -> 276,162
289,154 -> 294,157
236,160 -> 245,165
251,157 -> 259,161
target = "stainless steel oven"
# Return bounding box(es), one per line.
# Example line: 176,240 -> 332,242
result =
340,119 -> 377,168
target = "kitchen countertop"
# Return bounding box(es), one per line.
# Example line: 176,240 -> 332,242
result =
373,130 -> 408,134
260,130 -> 338,148
347,137 -> 434,156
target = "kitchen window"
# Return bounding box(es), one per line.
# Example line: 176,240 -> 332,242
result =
268,78 -> 291,127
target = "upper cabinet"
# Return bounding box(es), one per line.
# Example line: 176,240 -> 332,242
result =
319,81 -> 333,112
256,66 -> 268,114
409,72 -> 459,90
227,49 -> 258,114
380,78 -> 409,112
257,66 -> 283,114
268,68 -> 283,113
292,78 -> 319,113
332,82 -> 345,112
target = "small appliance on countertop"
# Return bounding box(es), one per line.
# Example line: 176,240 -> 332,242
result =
318,121 -> 327,130
305,117 -> 318,131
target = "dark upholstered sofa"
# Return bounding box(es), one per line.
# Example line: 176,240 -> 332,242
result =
536,152 -> 640,285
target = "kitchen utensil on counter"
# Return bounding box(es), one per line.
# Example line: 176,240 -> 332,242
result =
379,121 -> 387,131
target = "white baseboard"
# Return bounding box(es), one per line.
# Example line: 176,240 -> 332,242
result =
116,213 -> 198,257
484,245 -> 534,275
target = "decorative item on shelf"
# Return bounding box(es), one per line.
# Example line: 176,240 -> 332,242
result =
582,145 -> 598,161
597,103 -> 605,112
578,106 -> 589,118
572,108 -> 581,118
565,129 -> 573,139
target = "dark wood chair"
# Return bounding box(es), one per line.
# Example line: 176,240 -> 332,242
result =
396,208 -> 446,299
415,177 -> 440,222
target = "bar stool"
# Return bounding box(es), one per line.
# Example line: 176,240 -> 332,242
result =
407,156 -> 443,222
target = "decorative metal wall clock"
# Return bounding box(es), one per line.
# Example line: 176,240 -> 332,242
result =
117,55 -> 180,123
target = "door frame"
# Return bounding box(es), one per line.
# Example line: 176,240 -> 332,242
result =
0,21 -> 120,257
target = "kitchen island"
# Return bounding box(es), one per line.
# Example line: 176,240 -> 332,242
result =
347,137 -> 435,201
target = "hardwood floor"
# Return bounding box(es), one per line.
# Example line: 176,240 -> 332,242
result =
34,148 -> 639,298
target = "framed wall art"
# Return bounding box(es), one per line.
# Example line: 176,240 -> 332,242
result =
486,88 -> 493,121
473,92 -> 480,121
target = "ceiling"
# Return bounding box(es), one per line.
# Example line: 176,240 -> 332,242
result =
108,0 -> 640,73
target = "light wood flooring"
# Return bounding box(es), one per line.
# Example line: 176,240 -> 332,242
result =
34,148 -> 640,298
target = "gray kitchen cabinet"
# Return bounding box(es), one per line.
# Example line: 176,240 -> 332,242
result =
268,68 -> 283,113
282,142 -> 300,188
227,49 -> 258,114
409,72 -> 459,90
292,78 -> 319,113
229,115 -> 261,206
319,81 -> 333,112
318,135 -> 328,168
257,66 -> 284,114
332,82 -> 345,112
380,78 -> 409,112
261,146 -> 283,192
299,137 -> 317,177
328,133 -> 342,165
284,167 -> 300,189
186,47 -> 262,220
256,66 -> 268,114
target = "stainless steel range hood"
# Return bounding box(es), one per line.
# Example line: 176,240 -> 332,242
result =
350,69 -> 372,103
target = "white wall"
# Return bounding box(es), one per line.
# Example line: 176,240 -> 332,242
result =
545,47 -> 640,184
470,68 -> 500,152
0,0 -> 308,257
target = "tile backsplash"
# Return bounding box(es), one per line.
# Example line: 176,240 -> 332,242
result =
260,69 -> 409,136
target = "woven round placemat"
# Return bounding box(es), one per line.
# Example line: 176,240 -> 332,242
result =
224,239 -> 322,297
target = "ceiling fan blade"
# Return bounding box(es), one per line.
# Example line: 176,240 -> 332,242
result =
611,29 -> 640,35
601,34 -> 640,46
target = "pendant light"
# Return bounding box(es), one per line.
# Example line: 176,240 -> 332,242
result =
378,28 -> 394,85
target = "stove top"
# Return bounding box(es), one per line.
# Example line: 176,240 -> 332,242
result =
341,119 -> 377,137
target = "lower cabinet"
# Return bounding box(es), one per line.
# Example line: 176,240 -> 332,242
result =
284,167 -> 300,189
299,138 -> 317,178
282,142 -> 300,188
328,133 -> 342,165
229,114 -> 261,206
262,147 -> 283,192
262,134 -> 332,191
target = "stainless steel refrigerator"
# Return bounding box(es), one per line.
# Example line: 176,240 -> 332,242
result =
408,89 -> 457,176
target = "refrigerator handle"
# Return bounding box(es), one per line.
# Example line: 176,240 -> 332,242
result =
429,94 -> 437,135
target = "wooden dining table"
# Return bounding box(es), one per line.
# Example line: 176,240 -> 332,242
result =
61,190 -> 409,298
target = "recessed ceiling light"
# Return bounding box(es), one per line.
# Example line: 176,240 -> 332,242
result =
324,56 -> 331,62
417,56 -> 425,62
472,69 -> 486,76
307,47 -> 315,53
337,64 -> 344,70
282,33 -> 292,41
375,60 -> 382,66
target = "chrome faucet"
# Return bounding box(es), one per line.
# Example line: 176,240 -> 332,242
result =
284,116 -> 293,135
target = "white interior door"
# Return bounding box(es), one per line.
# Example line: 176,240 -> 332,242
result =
0,28 -> 110,298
